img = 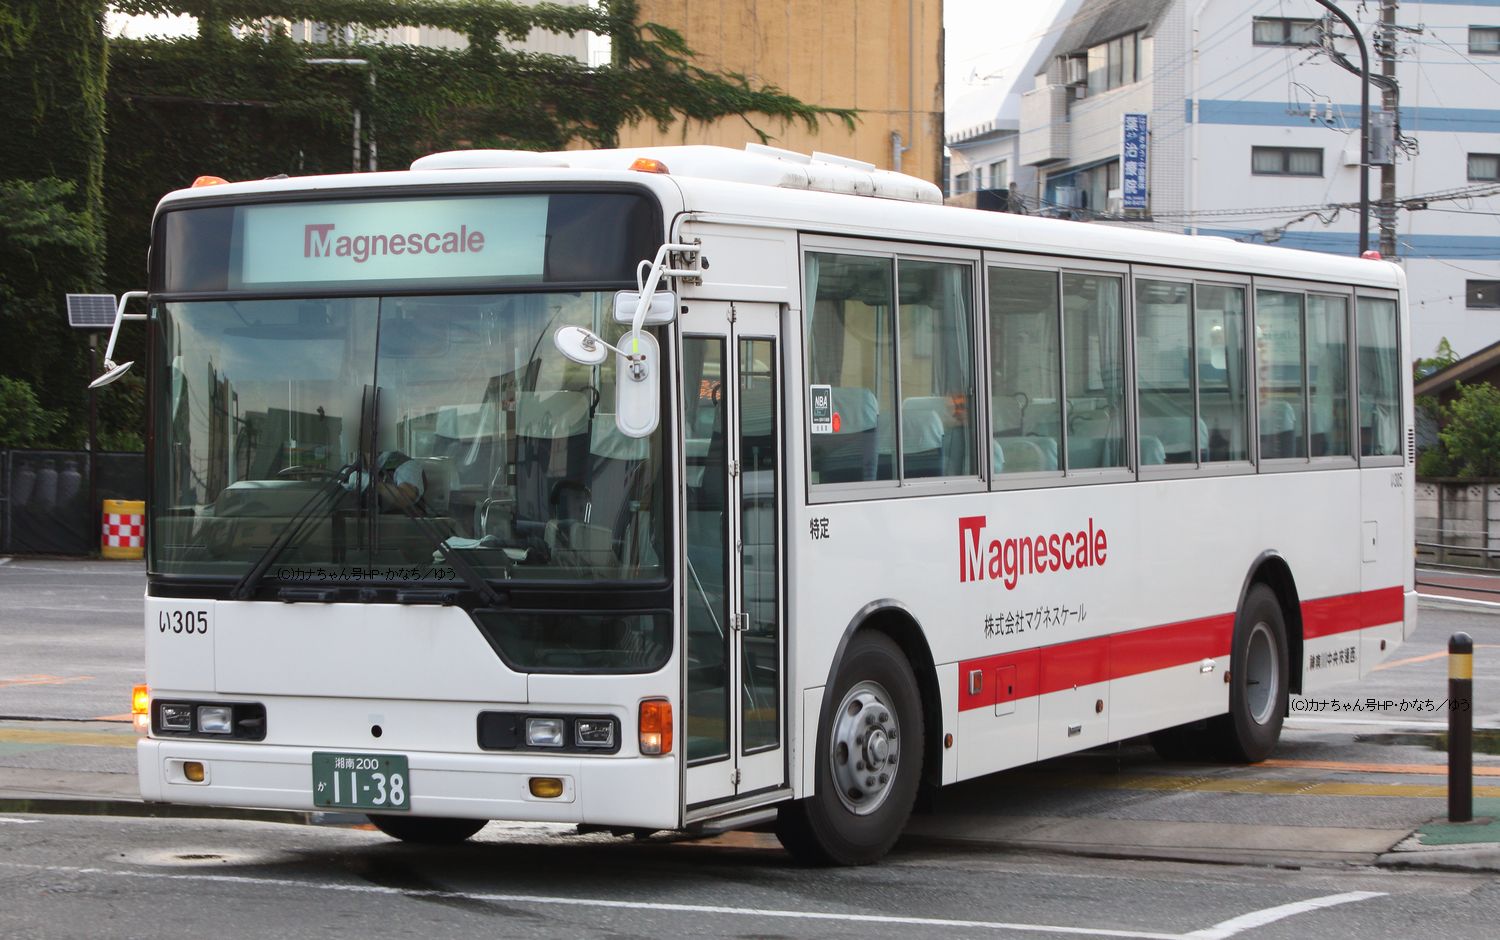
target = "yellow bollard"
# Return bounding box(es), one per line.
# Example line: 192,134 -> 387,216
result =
101,499 -> 145,559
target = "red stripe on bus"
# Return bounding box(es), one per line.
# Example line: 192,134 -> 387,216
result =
957,585 -> 1403,713
1300,586 -> 1404,638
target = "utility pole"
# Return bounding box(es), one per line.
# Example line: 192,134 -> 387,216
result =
1378,0 -> 1399,258
1311,0 -> 1373,255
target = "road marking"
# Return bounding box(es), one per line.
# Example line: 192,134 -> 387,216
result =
0,861 -> 1385,939
0,558 -> 10,566
0,818 -> 38,824
1372,650 -> 1448,671
1374,644 -> 1500,672
1261,758 -> 1500,778
1014,770 -> 1500,799
0,675 -> 95,688
1185,892 -> 1386,940
0,728 -> 136,749
0,862 -> 1185,938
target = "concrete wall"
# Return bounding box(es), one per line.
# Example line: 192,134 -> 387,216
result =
1415,480 -> 1500,568
616,0 -> 945,185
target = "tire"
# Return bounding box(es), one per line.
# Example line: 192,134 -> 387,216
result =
775,631 -> 924,866
367,814 -> 487,845
1212,583 -> 1289,763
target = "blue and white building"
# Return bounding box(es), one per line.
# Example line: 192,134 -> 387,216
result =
949,0 -> 1500,359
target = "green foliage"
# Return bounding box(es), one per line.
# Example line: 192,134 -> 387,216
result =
0,2 -> 111,449
0,376 -> 66,448
102,0 -> 858,338
0,177 -> 102,449
1438,382 -> 1500,479
1415,337 -> 1458,381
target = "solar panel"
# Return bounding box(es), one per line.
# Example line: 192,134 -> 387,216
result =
66,294 -> 117,330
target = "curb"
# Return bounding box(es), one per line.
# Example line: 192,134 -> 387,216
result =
1417,593 -> 1500,614
0,794 -> 356,828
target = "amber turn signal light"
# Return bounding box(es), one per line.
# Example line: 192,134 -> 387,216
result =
638,699 -> 673,755
628,157 -> 670,175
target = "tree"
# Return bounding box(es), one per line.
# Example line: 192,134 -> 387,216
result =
102,1 -> 859,399
0,2 -> 109,448
1438,382 -> 1500,479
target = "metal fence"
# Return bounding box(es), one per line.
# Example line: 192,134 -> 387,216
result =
0,450 -> 146,555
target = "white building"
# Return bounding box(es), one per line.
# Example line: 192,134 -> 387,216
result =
950,0 -> 1500,360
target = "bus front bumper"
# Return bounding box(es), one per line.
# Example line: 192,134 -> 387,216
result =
137,738 -> 679,830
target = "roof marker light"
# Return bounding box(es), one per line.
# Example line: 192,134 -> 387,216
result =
1361,250 -> 1383,260
628,157 -> 671,175
191,176 -> 229,188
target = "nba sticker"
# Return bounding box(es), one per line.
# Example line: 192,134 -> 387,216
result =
810,385 -> 833,434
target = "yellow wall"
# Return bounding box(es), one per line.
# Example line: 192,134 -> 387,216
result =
618,0 -> 944,185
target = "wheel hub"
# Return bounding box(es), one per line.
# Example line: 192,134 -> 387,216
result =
830,680 -> 900,815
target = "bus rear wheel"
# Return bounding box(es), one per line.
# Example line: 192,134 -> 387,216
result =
367,814 -> 487,844
1149,583 -> 1289,763
1214,583 -> 1289,762
775,631 -> 924,866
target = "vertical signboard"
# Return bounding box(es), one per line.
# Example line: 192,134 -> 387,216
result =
1121,113 -> 1149,211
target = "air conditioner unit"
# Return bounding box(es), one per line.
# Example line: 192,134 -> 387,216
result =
1065,56 -> 1088,85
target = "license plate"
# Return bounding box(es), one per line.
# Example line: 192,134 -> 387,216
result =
312,752 -> 410,811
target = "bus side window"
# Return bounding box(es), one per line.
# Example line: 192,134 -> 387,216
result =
805,252 -> 896,485
1062,273 -> 1126,470
989,267 -> 1062,476
1255,290 -> 1307,460
897,259 -> 976,479
1195,284 -> 1249,462
1357,296 -> 1401,457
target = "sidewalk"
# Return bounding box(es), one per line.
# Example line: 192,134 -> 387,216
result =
1416,567 -> 1500,611
4,716 -> 1500,872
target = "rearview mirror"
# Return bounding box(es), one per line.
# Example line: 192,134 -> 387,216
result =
613,290 -> 677,326
553,326 -> 660,438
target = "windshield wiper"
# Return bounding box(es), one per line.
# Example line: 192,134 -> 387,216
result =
230,463 -> 358,601
387,495 -> 507,608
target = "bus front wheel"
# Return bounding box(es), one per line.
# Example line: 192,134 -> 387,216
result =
775,631 -> 924,866
367,814 -> 487,844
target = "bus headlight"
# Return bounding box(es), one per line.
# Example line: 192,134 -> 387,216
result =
526,717 -> 566,747
196,706 -> 233,734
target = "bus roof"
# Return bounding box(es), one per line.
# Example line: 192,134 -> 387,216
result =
157,144 -> 1404,292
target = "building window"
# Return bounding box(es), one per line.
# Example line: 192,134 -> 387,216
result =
1470,26 -> 1500,55
990,160 -> 1009,190
954,171 -> 971,194
1253,17 -> 1320,46
1469,280 -> 1500,309
1469,153 -> 1500,181
1087,31 -> 1140,94
1252,146 -> 1323,177
1048,160 -> 1119,212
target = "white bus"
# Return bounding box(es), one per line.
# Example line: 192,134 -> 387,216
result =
112,144 -> 1413,865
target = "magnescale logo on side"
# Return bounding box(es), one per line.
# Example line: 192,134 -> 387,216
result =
958,515 -> 1108,589
303,222 -> 486,264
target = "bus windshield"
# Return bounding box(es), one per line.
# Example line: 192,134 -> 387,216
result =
151,292 -> 667,587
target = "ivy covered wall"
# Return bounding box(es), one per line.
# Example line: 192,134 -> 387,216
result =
0,1 -> 109,446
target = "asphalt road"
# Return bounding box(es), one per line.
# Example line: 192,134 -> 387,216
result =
3,812 -> 1500,939
6,557 -> 1500,938
0,559 -> 145,722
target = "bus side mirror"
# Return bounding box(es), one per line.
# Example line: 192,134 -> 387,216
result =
613,290 -> 677,326
554,325 -> 661,438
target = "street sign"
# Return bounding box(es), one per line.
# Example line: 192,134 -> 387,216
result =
1121,114 -> 1149,211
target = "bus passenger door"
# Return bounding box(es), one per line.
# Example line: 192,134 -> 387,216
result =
682,303 -> 787,810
